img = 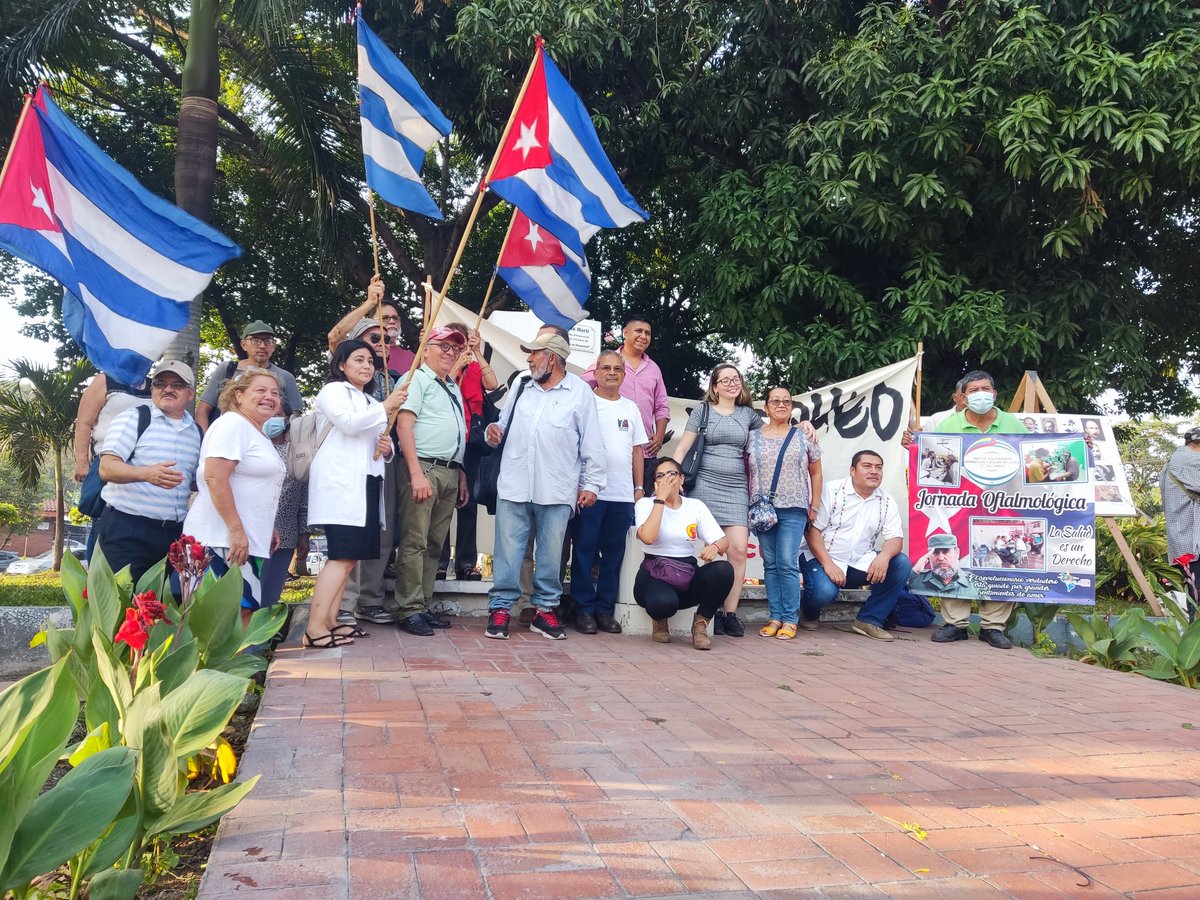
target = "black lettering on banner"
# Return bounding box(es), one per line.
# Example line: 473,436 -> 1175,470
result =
795,381 -> 904,442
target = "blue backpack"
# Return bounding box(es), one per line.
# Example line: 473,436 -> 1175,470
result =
889,590 -> 937,628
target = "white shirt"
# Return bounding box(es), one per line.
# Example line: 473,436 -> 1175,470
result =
184,413 -> 284,558
635,496 -> 724,558
922,406 -> 958,431
804,477 -> 903,570
495,373 -> 605,507
307,382 -> 392,528
593,394 -> 648,502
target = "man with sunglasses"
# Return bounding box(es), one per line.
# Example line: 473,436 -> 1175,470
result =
94,360 -> 202,582
328,276 -> 416,375
392,325 -> 470,635
196,320 -> 303,430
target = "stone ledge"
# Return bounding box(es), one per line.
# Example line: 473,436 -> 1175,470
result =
0,606 -> 71,678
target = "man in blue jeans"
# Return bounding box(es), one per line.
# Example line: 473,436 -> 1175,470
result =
483,330 -> 606,640
800,450 -> 911,641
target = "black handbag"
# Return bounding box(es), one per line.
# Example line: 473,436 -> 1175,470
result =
473,377 -> 529,515
468,386 -> 506,455
679,403 -> 710,492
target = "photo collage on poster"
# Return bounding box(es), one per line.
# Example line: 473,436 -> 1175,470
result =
908,434 -> 1096,606
1015,413 -> 1136,516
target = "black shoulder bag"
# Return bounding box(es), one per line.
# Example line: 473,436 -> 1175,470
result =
473,377 -> 529,515
680,403 -> 710,492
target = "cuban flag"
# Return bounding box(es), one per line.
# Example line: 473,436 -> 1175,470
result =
487,45 -> 648,258
496,209 -> 590,330
0,86 -> 240,385
358,18 -> 452,219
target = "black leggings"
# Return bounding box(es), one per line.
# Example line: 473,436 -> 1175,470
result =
633,559 -> 735,621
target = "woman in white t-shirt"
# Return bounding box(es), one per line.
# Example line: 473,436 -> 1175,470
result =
184,369 -> 286,624
634,457 -> 733,650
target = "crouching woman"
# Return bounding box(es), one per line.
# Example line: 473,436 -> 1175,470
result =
633,457 -> 734,650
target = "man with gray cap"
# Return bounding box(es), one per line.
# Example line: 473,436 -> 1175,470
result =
483,327 -> 606,640
94,360 -> 202,581
196,320 -> 303,430
1161,426 -> 1200,617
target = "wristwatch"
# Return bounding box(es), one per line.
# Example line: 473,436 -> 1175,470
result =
653,499 -> 666,505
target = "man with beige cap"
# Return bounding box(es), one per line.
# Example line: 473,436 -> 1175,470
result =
483,327 -> 606,640
94,360 -> 202,581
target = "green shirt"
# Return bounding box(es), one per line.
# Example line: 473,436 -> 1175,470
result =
935,408 -> 1029,435
399,364 -> 467,462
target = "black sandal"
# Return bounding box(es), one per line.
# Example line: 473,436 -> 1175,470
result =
303,631 -> 354,648
332,623 -> 370,639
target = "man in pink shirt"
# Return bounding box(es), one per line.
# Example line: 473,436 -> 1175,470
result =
583,316 -> 670,458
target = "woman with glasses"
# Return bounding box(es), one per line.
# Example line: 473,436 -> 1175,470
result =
184,368 -> 287,625
671,364 -> 760,637
306,340 -> 409,648
634,457 -> 733,649
751,387 -> 824,640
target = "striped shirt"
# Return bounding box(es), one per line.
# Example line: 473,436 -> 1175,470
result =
98,406 -> 201,522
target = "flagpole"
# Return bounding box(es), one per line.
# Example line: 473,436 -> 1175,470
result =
0,94 -> 34,193
375,37 -> 546,456
422,275 -> 432,330
472,207 -> 521,332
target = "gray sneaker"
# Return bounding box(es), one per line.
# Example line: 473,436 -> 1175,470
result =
336,609 -> 358,626
850,620 -> 895,642
356,605 -> 397,624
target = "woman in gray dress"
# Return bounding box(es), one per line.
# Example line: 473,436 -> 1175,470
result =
672,363 -> 760,637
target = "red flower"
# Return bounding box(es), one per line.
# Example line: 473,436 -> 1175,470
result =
133,590 -> 168,626
81,588 -> 88,599
168,535 -> 208,574
1175,554 -> 1198,567
115,607 -> 150,651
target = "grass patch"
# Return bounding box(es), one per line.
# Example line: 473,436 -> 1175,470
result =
0,573 -> 65,606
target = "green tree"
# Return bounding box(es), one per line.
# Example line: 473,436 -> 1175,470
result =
688,0 -> 1200,413
0,359 -> 92,569
1115,418 -> 1189,515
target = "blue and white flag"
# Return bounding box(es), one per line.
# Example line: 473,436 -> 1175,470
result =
496,209 -> 589,330
357,18 -> 452,219
0,86 -> 241,385
487,45 -> 648,258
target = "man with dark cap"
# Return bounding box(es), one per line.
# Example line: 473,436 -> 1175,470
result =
196,320 -> 303,430
1161,426 -> 1200,618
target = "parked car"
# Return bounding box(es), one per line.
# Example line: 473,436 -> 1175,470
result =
0,550 -> 19,573
7,544 -> 87,575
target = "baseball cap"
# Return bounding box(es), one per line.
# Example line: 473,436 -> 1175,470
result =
520,333 -> 571,360
1184,427 -> 1200,444
151,360 -> 195,387
428,325 -> 466,344
348,318 -> 382,341
928,533 -> 958,551
243,320 -> 276,337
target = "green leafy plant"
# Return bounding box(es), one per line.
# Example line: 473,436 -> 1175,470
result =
1095,516 -> 1182,607
1066,609 -> 1141,670
1020,603 -> 1061,656
1127,599 -> 1200,688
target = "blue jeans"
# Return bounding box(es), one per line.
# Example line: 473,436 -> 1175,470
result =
489,500 -> 572,612
800,553 -> 912,627
570,500 -> 633,616
758,507 -> 808,624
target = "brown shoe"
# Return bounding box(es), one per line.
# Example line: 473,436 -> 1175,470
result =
691,613 -> 711,650
798,619 -> 819,631
651,618 -> 671,643
850,620 -> 894,642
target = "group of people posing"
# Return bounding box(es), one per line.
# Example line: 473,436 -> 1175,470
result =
74,276 -> 1035,653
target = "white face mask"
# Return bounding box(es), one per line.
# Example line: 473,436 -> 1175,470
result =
966,390 -> 995,414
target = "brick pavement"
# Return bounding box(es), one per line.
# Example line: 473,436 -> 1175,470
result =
198,621 -> 1200,898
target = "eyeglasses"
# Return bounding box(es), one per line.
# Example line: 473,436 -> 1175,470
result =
716,377 -> 741,387
430,342 -> 464,355
245,335 -> 275,345
152,379 -> 188,390
654,470 -> 682,481
380,314 -> 400,323
365,334 -> 389,345
767,398 -> 791,406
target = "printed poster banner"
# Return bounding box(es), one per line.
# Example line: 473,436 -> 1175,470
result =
908,433 -> 1095,606
1013,413 -> 1136,517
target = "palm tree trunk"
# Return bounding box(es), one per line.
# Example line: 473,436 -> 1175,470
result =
160,0 -> 221,371
53,448 -> 64,571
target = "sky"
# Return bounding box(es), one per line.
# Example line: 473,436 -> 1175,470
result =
0,299 -> 58,372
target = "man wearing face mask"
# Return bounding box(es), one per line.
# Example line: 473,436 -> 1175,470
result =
931,369 -> 1027,649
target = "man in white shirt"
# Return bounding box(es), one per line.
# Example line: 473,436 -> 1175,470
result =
484,330 -> 606,640
800,450 -> 911,641
571,350 -> 647,635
